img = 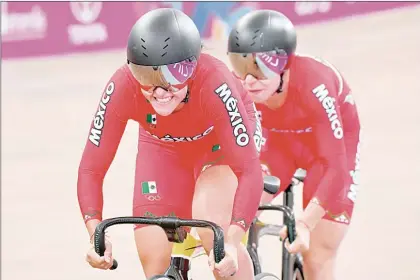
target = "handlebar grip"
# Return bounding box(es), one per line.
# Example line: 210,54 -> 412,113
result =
257,204 -> 296,244
93,224 -> 118,270
212,225 -> 225,263
287,218 -> 297,243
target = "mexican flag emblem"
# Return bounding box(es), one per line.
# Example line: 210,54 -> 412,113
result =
141,181 -> 157,194
146,113 -> 157,128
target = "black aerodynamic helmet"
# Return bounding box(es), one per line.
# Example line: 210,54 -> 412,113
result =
127,8 -> 202,66
227,10 -> 297,82
228,9 -> 297,55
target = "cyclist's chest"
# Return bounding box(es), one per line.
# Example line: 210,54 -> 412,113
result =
133,98 -> 215,143
255,101 -> 313,136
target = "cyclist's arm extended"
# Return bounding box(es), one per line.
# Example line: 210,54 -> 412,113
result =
77,67 -> 135,237
299,79 -> 349,230
199,67 -> 263,244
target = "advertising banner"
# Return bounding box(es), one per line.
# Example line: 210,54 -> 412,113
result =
2,1 -> 417,59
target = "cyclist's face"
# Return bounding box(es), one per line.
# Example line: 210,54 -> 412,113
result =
242,74 -> 282,104
129,63 -> 189,116
228,52 -> 287,103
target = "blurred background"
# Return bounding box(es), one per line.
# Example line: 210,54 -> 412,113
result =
2,1 -> 420,280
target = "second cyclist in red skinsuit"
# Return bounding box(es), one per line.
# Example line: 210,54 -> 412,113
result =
228,9 -> 362,280
256,54 -> 360,222
78,8 -> 262,280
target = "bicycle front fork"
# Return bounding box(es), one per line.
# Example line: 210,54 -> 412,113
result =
170,256 -> 190,280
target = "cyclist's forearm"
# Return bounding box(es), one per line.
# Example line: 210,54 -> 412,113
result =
299,202 -> 326,231
227,224 -> 246,246
86,219 -> 101,239
230,162 -> 264,231
77,170 -> 105,224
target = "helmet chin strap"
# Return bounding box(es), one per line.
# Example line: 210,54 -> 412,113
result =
181,90 -> 190,103
275,72 -> 285,94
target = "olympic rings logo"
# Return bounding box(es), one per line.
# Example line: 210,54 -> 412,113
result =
146,195 -> 162,201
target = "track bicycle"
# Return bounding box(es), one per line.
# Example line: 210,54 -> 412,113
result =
93,175 -> 299,279
247,170 -> 306,280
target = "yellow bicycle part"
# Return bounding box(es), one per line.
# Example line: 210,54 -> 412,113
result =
171,229 -> 250,259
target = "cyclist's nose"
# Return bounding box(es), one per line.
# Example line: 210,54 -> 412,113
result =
244,74 -> 258,85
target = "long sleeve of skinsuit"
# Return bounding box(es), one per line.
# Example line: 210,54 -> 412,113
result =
77,66 -> 135,223
198,59 -> 264,231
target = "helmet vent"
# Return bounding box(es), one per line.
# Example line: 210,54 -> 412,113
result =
250,36 -> 257,46
140,38 -> 147,53
235,30 -> 240,47
250,29 -> 260,47
161,37 -> 170,57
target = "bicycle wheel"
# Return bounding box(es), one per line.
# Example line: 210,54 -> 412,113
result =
292,257 -> 304,280
255,272 -> 280,280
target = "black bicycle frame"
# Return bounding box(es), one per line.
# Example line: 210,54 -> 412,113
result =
246,181 -> 300,280
171,255 -> 191,279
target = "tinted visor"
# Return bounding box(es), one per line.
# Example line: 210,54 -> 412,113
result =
228,50 -> 289,80
129,57 -> 198,91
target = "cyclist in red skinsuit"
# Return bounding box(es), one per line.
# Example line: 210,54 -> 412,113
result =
228,10 -> 361,280
79,9 -> 262,280
257,54 -> 360,222
78,56 -> 260,227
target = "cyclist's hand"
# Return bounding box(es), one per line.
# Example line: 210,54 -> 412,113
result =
208,242 -> 239,277
85,235 -> 114,270
280,221 -> 310,254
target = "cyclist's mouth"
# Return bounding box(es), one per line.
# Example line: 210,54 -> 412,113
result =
154,96 -> 174,104
248,88 -> 264,94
